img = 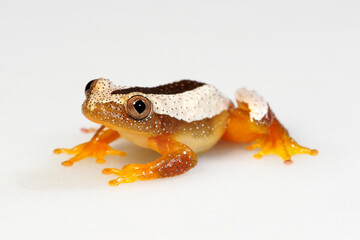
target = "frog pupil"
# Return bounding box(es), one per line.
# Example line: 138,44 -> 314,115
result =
85,80 -> 95,93
134,100 -> 146,114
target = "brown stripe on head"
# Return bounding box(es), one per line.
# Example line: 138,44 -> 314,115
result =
111,80 -> 205,95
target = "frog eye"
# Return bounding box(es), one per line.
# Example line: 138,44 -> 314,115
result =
85,79 -> 97,95
126,95 -> 152,120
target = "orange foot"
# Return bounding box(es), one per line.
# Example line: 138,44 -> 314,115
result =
246,118 -> 318,164
54,141 -> 126,166
54,125 -> 126,166
102,165 -> 156,186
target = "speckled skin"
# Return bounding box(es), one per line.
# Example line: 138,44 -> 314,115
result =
83,101 -> 230,154
54,78 -> 318,186
83,78 -> 232,153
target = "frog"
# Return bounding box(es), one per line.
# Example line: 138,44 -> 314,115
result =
54,78 -> 318,186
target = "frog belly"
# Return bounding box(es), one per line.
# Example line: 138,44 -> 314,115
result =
112,110 -> 229,154
115,130 -> 153,150
173,110 -> 229,154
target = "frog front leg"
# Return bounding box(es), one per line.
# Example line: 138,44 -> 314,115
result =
54,125 -> 126,166
222,88 -> 318,164
102,136 -> 197,186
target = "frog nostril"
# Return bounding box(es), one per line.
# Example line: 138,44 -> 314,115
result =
85,80 -> 96,93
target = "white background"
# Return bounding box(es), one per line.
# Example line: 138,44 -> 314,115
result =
1,0 -> 359,239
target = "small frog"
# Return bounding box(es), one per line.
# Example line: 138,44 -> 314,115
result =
54,78 -> 318,186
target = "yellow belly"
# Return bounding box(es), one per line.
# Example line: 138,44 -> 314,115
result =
173,111 -> 229,153
111,110 -> 229,154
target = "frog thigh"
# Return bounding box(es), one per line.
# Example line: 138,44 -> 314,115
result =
222,88 -> 318,164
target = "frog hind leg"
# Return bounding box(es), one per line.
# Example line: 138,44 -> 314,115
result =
222,88 -> 318,164
102,136 -> 197,186
54,125 -> 126,166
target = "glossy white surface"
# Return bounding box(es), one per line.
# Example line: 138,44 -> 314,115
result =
1,0 -> 359,239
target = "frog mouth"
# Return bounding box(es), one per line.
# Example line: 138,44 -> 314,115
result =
81,100 -> 100,124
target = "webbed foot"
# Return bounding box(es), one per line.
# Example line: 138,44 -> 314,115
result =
54,141 -> 126,166
246,119 -> 318,164
102,165 -> 152,186
54,125 -> 125,166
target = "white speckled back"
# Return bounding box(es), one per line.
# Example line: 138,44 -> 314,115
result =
86,78 -> 231,122
146,85 -> 230,122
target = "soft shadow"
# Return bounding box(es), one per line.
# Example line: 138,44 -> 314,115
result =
200,140 -> 250,161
